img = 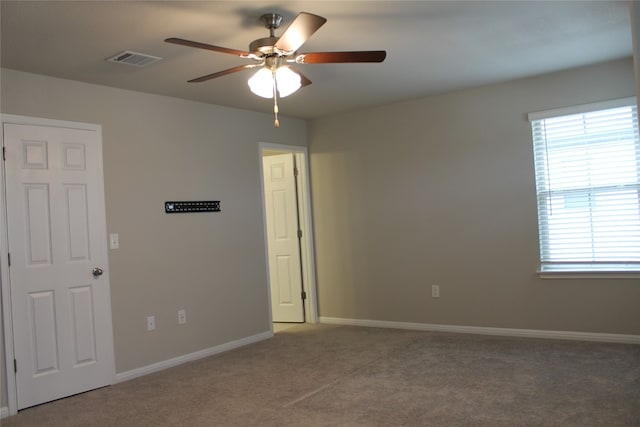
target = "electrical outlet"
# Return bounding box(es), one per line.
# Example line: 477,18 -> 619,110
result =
432,285 -> 440,298
178,309 -> 186,325
147,315 -> 155,331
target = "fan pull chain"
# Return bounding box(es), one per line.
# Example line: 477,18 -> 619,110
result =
272,70 -> 280,128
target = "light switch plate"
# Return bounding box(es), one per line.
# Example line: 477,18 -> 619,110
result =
147,315 -> 155,331
109,233 -> 119,249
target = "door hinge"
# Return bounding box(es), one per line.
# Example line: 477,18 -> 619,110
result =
14,359 -> 17,373
297,229 -> 302,239
2,146 -> 6,161
7,252 -> 10,267
301,291 -> 307,300
293,166 -> 299,177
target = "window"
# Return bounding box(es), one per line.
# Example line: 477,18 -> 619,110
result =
528,98 -> 640,275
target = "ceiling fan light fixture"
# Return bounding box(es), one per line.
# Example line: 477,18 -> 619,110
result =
248,68 -> 274,98
248,66 -> 301,99
247,66 -> 302,98
275,66 -> 301,97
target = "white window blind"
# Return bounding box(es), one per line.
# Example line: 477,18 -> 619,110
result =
529,98 -> 640,273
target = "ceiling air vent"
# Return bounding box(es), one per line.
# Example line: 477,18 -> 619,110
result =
107,51 -> 162,67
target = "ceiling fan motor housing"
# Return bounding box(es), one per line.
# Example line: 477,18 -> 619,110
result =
249,36 -> 280,56
250,13 -> 290,56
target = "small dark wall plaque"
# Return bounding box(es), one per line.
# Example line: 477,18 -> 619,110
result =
165,201 -> 221,213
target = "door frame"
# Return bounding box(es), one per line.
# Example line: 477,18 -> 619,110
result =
0,114 -> 115,416
259,143 -> 318,326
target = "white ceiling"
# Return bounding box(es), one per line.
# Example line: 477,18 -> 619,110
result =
0,1 -> 633,120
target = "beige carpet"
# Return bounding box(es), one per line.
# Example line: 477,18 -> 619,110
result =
3,324 -> 640,426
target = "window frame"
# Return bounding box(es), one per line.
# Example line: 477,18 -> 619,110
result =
528,97 -> 640,279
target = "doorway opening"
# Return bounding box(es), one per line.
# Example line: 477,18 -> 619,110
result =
259,143 -> 317,328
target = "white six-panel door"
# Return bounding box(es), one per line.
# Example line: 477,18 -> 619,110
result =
263,154 -> 304,322
3,122 -> 115,409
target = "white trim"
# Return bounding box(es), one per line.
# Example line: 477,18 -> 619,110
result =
258,143 -> 318,324
527,96 -> 636,121
319,317 -> 640,345
0,114 -> 100,130
0,407 -> 9,419
115,330 -> 272,383
0,116 -> 18,416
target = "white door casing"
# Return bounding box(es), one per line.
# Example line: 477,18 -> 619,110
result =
3,120 -> 115,410
262,153 -> 304,322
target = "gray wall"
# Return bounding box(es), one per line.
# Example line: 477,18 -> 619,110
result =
0,69 -> 307,407
2,58 -> 640,412
309,58 -> 640,335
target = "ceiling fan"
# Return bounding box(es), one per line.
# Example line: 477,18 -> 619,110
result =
165,12 -> 386,127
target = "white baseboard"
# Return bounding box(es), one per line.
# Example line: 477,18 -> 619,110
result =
319,317 -> 640,344
0,406 -> 9,419
114,330 -> 273,383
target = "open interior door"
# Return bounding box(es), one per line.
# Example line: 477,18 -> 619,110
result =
262,153 -> 304,322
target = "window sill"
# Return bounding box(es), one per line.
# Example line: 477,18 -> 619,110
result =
537,269 -> 640,279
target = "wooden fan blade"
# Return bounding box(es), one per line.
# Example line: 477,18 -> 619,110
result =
188,64 -> 259,83
295,51 -> 387,64
275,12 -> 327,53
290,66 -> 312,87
165,37 -> 251,58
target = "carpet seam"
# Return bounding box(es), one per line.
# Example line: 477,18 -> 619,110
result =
281,354 -> 388,408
